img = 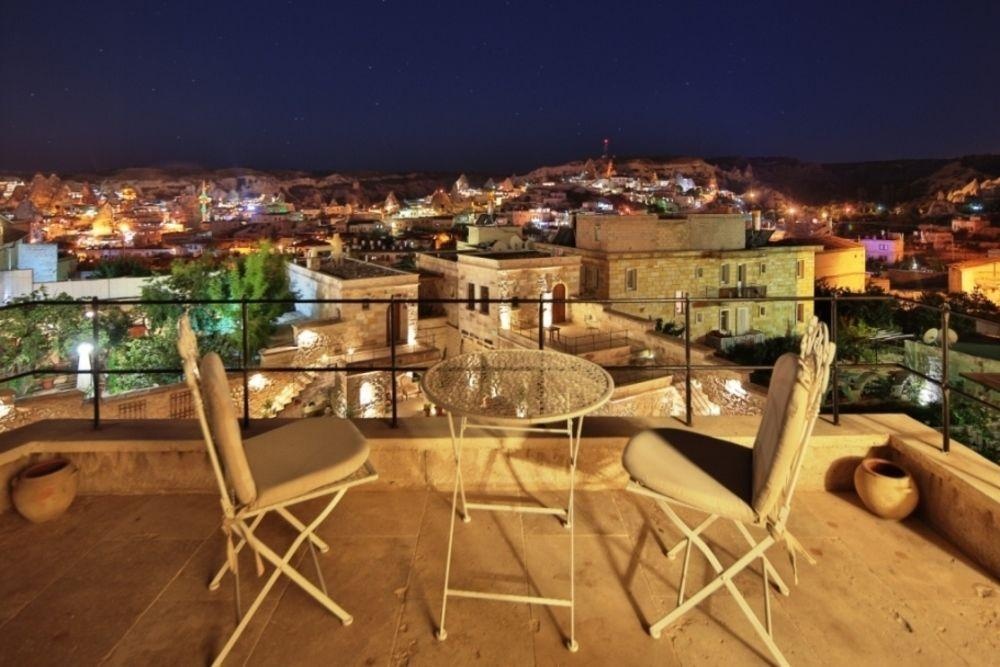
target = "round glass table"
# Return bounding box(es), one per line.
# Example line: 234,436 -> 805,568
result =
421,349 -> 614,652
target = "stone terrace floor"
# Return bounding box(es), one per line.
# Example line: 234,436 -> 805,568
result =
0,488 -> 996,666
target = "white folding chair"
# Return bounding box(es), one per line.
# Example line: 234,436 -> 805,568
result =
177,314 -> 377,666
623,318 -> 835,667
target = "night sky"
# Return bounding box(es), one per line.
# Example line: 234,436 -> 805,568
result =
1,0 -> 997,174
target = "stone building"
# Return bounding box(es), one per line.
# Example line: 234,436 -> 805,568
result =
859,233 -> 905,264
539,213 -> 819,341
773,236 -> 866,292
287,257 -> 421,349
948,257 -> 1000,305
416,249 -> 580,351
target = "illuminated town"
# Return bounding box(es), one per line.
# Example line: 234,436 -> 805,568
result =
0,1 -> 997,665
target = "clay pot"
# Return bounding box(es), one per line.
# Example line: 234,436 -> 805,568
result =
11,458 -> 79,523
853,458 -> 919,520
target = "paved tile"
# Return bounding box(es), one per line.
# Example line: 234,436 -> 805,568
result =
248,536 -> 416,666
0,495 -> 148,625
0,536 -> 198,666
390,491 -> 535,666
0,489 -> 994,667
525,534 -> 679,666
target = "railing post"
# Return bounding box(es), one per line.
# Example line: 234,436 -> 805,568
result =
941,303 -> 950,453
684,294 -> 692,427
831,293 -> 840,426
390,296 -> 398,428
91,297 -> 101,430
537,295 -> 545,350
241,298 -> 250,429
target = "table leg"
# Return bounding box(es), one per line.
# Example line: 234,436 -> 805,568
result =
566,416 -> 583,652
448,414 -> 470,523
437,413 -> 467,641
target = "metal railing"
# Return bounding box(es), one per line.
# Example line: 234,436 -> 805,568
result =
3,292 -> 1000,455
546,329 -> 631,355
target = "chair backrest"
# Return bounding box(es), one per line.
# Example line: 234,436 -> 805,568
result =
751,318 -> 835,525
199,352 -> 257,505
177,314 -> 257,508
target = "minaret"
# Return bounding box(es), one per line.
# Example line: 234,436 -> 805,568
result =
198,181 -> 212,223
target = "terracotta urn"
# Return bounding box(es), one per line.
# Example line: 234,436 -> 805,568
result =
853,458 -> 919,520
11,458 -> 79,523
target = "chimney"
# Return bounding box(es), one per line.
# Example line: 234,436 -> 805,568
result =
751,210 -> 762,231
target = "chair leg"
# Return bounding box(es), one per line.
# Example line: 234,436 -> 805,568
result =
307,538 -> 329,597
677,536 -> 693,605
209,513 -> 266,592
276,506 -> 331,553
666,514 -> 717,559
213,559 -> 285,667
733,521 -> 790,596
645,499 -> 791,667
649,534 -> 772,635
242,489 -> 353,624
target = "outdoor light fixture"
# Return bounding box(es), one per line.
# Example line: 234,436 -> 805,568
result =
76,342 -> 94,392
297,329 -> 319,348
248,373 -> 269,392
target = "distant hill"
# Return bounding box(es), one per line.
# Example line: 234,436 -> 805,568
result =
707,155 -> 1000,206
4,154 -> 998,212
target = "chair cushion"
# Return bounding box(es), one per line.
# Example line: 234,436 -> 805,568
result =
199,353 -> 257,505
244,418 -> 370,509
622,428 -> 755,523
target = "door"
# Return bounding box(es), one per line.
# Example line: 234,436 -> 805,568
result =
736,307 -> 749,335
386,301 -> 404,345
552,283 -> 566,323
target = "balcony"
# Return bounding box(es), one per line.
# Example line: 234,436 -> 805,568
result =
0,294 -> 998,663
718,285 -> 768,299
0,414 -> 997,664
705,329 -> 767,352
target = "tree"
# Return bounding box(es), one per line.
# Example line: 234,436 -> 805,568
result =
109,245 -> 295,394
814,283 -> 898,363
91,257 -> 153,278
895,290 -> 1000,339
0,291 -> 134,395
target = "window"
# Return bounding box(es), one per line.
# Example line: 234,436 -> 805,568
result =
696,312 -> 703,324
759,305 -> 767,317
674,290 -> 686,314
720,264 -> 731,285
625,268 -> 638,292
362,300 -> 370,311
480,286 -> 490,315
694,266 -> 704,279
737,263 -> 747,283
583,265 -> 599,293
796,303 -> 805,322
759,262 -> 767,275
466,283 -> 475,310
796,259 -> 805,279
720,309 -> 731,333
879,243 -> 887,251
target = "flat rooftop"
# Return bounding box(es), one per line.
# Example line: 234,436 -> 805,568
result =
316,257 -> 409,279
471,250 -> 550,260
0,488 -> 994,665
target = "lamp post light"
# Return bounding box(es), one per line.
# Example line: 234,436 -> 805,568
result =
76,342 -> 94,392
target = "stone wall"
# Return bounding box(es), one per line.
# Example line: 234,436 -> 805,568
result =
455,253 -> 581,349
575,213 -> 747,252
